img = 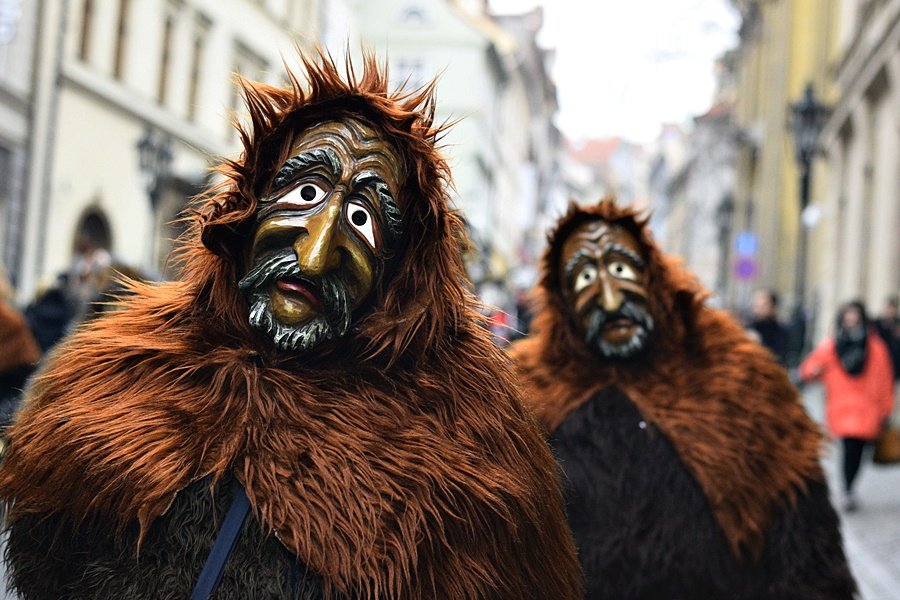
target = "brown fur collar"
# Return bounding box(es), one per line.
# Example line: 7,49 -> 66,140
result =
510,199 -> 824,560
0,53 -> 581,599
0,300 -> 40,373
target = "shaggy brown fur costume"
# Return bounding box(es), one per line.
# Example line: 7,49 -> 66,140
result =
0,54 -> 581,599
511,199 -> 828,559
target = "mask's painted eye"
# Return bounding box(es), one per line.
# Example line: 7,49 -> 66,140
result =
277,182 -> 328,207
608,261 -> 638,281
347,203 -> 376,248
574,264 -> 598,293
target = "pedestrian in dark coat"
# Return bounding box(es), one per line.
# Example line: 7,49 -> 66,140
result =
0,52 -> 581,600
874,296 -> 900,381
510,198 -> 857,599
747,287 -> 790,366
23,274 -> 77,352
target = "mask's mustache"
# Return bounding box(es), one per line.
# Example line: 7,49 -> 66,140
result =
584,300 -> 654,349
238,249 -> 351,335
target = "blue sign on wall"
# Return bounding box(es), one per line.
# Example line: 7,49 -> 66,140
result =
734,231 -> 758,256
734,257 -> 758,280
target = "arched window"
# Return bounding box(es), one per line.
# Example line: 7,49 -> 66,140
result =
73,208 -> 112,253
400,4 -> 427,24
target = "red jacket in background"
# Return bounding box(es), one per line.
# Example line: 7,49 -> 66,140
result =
800,331 -> 895,440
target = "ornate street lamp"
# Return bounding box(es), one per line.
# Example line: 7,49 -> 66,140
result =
714,195 -> 735,301
136,124 -> 173,211
787,82 -> 830,365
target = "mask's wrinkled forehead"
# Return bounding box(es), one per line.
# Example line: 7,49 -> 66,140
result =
558,220 -> 646,290
265,119 -> 405,242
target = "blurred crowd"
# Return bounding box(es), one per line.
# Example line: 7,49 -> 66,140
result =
0,238 -> 147,430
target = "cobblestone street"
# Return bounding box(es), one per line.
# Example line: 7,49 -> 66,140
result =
804,384 -> 900,600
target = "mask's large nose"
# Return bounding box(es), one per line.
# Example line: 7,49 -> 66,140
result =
598,275 -> 624,313
293,200 -> 342,277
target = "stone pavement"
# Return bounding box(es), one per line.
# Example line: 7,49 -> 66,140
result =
804,383 -> 900,600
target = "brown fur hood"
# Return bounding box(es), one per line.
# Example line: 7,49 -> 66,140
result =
0,54 -> 581,599
510,199 -> 824,560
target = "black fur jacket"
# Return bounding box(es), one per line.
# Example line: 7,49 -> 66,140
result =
554,386 -> 856,599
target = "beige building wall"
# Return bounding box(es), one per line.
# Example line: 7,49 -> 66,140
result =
730,0 -> 840,317
0,0 -> 40,288
355,1 -> 560,299
814,0 -> 900,340
18,0 -> 337,301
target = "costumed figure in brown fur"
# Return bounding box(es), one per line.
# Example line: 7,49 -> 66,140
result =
510,198 -> 856,599
0,53 -> 581,600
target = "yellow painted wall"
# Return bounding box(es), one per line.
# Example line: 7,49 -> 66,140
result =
730,0 -> 840,314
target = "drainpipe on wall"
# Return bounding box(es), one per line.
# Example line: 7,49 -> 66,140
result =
27,0 -> 68,297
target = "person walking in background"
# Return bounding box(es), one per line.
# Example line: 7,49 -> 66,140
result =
874,296 -> 900,383
23,273 -> 77,353
747,287 -> 790,366
800,300 -> 895,512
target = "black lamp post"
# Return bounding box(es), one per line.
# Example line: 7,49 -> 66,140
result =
715,195 -> 735,301
136,124 -> 173,211
787,82 -> 830,365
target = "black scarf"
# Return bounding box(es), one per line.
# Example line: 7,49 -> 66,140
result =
835,325 -> 867,376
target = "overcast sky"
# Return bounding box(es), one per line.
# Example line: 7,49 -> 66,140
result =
488,0 -> 740,144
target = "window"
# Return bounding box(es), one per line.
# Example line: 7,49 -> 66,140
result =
0,146 -> 11,203
157,14 -> 174,103
112,0 -> 131,80
74,209 -> 112,253
187,14 -> 211,120
78,0 -> 94,62
391,56 -> 430,92
229,42 -> 269,138
0,145 -> 13,279
401,4 -> 427,24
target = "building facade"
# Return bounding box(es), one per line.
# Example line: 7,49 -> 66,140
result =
665,101 -> 737,300
728,0 -> 841,319
17,0 -> 337,302
646,123 -> 688,250
355,0 -> 561,304
0,0 -> 39,288
813,0 -> 900,339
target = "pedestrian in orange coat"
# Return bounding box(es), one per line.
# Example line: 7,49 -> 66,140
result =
800,300 -> 895,511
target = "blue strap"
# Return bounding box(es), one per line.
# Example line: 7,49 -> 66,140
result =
191,479 -> 252,600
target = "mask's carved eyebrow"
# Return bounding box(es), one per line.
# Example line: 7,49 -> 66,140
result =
271,147 -> 341,191
564,248 -> 595,280
352,170 -> 403,240
601,242 -> 645,268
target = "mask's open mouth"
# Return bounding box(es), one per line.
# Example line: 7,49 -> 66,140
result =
275,277 -> 322,310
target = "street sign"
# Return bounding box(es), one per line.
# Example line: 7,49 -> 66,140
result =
734,231 -> 758,256
734,256 -> 757,280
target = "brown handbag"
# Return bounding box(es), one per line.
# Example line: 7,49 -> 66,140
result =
873,423 -> 900,465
